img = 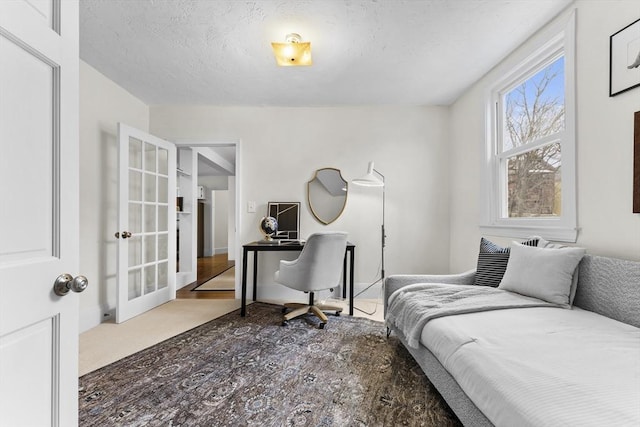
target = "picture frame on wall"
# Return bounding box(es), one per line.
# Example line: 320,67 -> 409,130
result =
609,18 -> 640,97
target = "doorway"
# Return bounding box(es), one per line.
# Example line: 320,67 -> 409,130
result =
176,143 -> 239,299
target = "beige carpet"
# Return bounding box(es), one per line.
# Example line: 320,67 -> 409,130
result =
79,299 -> 242,375
196,266 -> 235,290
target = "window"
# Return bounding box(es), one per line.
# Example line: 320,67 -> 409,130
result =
482,12 -> 577,242
502,56 -> 564,218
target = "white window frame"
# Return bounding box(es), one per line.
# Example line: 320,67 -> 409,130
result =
481,11 -> 577,243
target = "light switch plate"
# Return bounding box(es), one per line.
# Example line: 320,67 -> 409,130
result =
247,201 -> 256,213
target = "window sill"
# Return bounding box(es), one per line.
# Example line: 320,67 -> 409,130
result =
479,224 -> 578,243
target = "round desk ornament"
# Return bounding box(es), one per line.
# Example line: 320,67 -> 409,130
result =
259,216 -> 278,243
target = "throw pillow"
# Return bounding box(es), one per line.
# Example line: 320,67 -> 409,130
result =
473,237 -> 539,287
536,237 -> 581,305
498,242 -> 586,307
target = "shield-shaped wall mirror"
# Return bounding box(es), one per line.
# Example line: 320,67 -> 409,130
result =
307,168 -> 348,225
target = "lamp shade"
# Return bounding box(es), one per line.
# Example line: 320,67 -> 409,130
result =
271,33 -> 312,66
352,161 -> 384,187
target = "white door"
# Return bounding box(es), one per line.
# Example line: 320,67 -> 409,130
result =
0,1 -> 80,426
116,124 -> 176,323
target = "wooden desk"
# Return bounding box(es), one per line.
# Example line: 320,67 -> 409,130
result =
241,241 -> 355,317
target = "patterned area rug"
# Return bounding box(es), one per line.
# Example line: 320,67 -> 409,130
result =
79,303 -> 461,426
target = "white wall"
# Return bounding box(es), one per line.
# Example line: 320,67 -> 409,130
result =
197,176 -> 230,256
213,191 -> 229,254
150,106 -> 451,300
79,61 -> 150,331
449,0 -> 640,271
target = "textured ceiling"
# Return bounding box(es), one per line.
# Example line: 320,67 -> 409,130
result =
79,0 -> 572,106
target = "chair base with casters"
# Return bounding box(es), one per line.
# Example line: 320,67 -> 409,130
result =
281,291 -> 342,329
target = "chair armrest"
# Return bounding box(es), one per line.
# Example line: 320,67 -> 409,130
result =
383,270 -> 476,317
275,259 -> 297,286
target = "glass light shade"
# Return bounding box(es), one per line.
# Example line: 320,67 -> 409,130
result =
271,41 -> 312,66
352,161 -> 384,187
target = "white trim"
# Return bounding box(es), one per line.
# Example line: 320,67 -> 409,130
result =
480,224 -> 578,243
500,132 -> 564,158
481,10 -> 577,243
171,138 -> 242,292
79,304 -> 114,333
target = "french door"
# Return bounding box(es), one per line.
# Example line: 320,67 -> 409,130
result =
116,124 -> 176,323
0,1 -> 80,426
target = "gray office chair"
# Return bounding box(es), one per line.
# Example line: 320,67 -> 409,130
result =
274,231 -> 348,329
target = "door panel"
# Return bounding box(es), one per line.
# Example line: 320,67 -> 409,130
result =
117,124 -> 176,323
0,317 -> 56,426
0,28 -> 54,263
0,1 -> 79,426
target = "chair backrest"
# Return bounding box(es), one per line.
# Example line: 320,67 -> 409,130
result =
278,231 -> 348,292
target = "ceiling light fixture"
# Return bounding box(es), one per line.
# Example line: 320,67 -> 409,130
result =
271,33 -> 312,66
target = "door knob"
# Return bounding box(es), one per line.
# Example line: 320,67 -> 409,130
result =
114,231 -> 132,239
53,274 -> 89,296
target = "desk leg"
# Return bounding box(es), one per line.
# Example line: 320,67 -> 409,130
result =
252,250 -> 258,302
342,254 -> 347,299
349,248 -> 355,316
241,248 -> 248,317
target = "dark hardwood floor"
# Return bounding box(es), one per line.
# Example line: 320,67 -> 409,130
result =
176,253 -> 235,300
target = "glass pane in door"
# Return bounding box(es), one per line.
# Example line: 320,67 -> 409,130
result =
144,205 -> 156,232
129,137 -> 142,169
128,236 -> 142,267
158,234 -> 168,261
144,235 -> 156,263
129,171 -> 142,202
144,143 -> 156,173
129,203 -> 142,234
158,176 -> 168,203
144,173 -> 156,202
144,265 -> 156,294
158,148 -> 168,175
128,268 -> 142,300
158,262 -> 168,289
158,206 -> 168,232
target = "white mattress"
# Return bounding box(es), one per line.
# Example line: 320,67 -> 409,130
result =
421,306 -> 640,427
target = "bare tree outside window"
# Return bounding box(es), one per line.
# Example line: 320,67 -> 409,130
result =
502,57 -> 565,217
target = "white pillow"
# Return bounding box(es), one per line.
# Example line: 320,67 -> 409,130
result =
498,242 -> 586,307
536,237 -> 581,304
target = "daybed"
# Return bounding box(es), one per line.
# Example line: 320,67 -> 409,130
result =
384,247 -> 640,427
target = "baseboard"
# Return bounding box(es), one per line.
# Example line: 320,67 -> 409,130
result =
214,247 -> 228,255
79,304 -> 114,333
177,271 -> 196,289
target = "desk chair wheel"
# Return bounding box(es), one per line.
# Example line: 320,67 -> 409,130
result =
319,322 -> 326,329
282,320 -> 288,327
335,311 -> 341,316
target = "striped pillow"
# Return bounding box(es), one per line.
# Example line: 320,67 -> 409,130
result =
473,237 -> 539,287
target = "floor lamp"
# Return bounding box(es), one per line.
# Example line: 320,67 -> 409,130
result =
352,161 -> 386,302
